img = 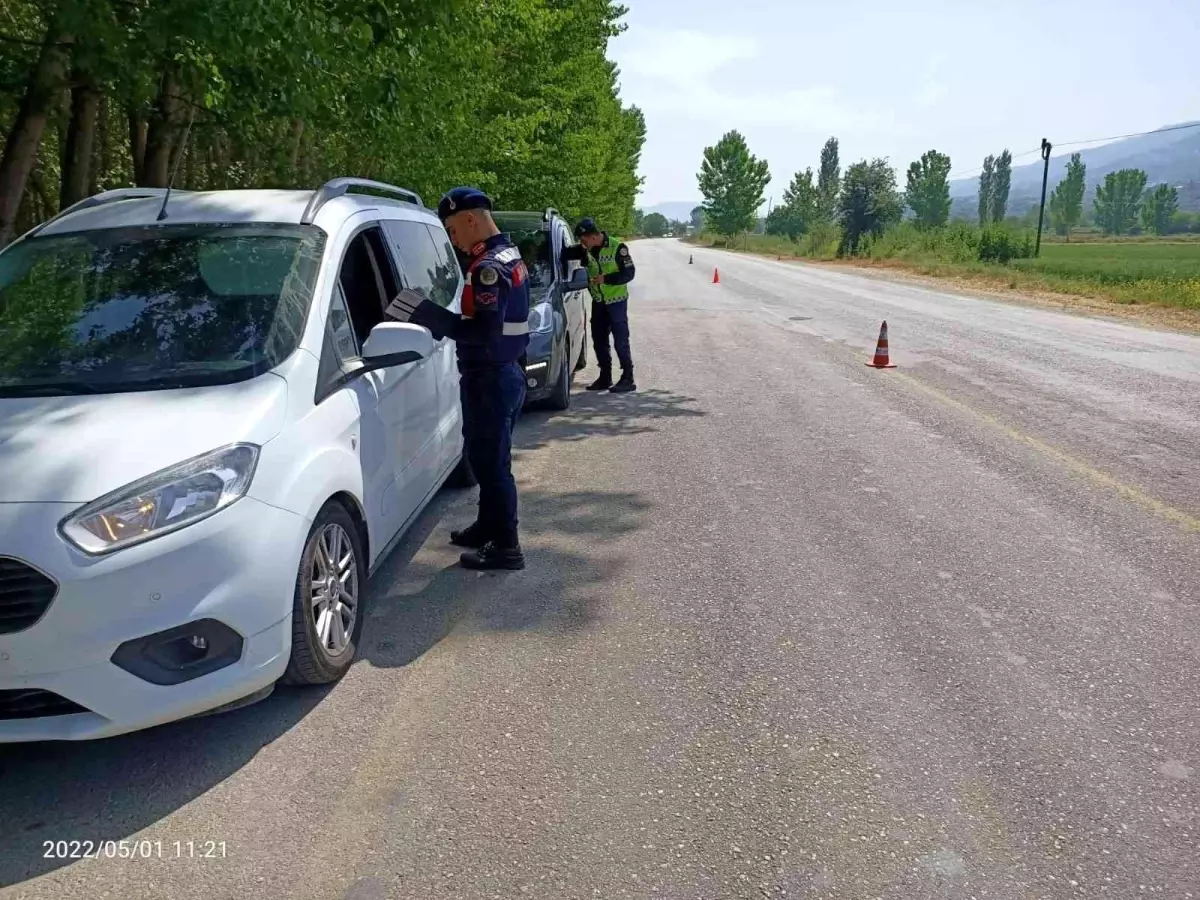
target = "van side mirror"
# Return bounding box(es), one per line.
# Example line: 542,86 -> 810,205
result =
360,321 -> 433,371
565,267 -> 589,292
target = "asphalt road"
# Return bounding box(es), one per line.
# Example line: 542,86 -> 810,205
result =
3,239 -> 1198,900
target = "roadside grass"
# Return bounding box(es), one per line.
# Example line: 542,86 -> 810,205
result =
685,231 -> 1200,310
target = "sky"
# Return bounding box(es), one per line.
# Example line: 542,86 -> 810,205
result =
607,0 -> 1200,209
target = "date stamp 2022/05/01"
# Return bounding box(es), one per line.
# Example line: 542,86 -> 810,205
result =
43,840 -> 227,861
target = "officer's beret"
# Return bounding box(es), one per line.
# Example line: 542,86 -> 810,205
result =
575,217 -> 599,237
437,186 -> 492,222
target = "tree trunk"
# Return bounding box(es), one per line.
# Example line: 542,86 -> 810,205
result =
60,75 -> 101,209
182,127 -> 196,189
128,106 -> 146,181
288,118 -> 305,181
140,69 -> 182,187
0,26 -> 73,246
90,92 -> 107,194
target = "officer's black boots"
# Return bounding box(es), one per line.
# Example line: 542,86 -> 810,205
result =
609,371 -> 636,393
460,542 -> 526,571
450,522 -> 490,549
587,374 -> 612,391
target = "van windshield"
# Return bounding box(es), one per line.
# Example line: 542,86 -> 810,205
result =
0,223 -> 324,397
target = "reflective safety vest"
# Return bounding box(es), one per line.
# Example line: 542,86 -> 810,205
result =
585,234 -> 629,304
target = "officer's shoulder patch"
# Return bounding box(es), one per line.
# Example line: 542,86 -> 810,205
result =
618,245 -> 630,257
474,291 -> 498,306
493,246 -> 521,265
477,265 -> 500,286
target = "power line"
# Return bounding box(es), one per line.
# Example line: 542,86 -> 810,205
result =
948,147 -> 1042,180
1054,119 -> 1200,149
949,121 -> 1200,181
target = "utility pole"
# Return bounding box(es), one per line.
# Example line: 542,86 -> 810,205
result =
1035,137 -> 1052,257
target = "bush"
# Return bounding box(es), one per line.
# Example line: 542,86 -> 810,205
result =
798,220 -> 841,259
977,225 -> 1035,264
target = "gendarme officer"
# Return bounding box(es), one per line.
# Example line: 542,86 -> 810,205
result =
385,187 -> 530,570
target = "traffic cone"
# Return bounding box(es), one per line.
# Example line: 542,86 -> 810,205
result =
866,321 -> 897,368
712,267 -> 720,284
689,254 -> 693,264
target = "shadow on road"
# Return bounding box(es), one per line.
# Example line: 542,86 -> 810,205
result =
361,483 -> 652,670
516,386 -> 706,451
0,471 -> 653,887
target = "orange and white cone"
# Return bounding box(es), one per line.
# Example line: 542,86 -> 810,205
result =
866,321 -> 897,368
712,267 -> 720,284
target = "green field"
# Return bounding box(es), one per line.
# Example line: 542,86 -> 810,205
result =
1011,242 -> 1200,307
688,232 -> 1200,310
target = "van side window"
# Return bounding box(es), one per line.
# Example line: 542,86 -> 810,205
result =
337,227 -> 397,345
424,224 -> 462,307
381,219 -> 459,309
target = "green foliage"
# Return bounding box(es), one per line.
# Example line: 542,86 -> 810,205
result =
990,149 -> 1012,222
799,220 -> 841,258
1094,168 -> 1148,236
978,155 -> 995,226
641,212 -> 668,237
632,208 -> 645,234
697,130 -> 770,238
689,205 -> 704,229
1140,183 -> 1179,235
904,149 -> 952,228
856,220 -> 1031,265
1,0 -> 645,244
816,137 -> 839,222
838,158 -> 902,255
1048,153 -> 1087,237
977,223 -> 1034,263
765,168 -> 817,239
1168,210 -> 1200,234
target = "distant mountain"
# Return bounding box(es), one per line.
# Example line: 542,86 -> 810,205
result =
641,201 -> 702,223
949,122 -> 1200,218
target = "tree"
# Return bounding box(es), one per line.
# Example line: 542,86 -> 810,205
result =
642,212 -> 668,237
904,149 -> 952,228
1141,183 -> 1179,235
816,137 -> 840,221
978,154 -> 995,226
633,208 -> 645,234
690,205 -> 705,229
1047,153 -> 1086,239
990,149 -> 1012,222
0,0 -> 647,246
697,130 -> 770,238
765,168 -> 818,239
839,158 -> 902,255
1094,168 -> 1148,235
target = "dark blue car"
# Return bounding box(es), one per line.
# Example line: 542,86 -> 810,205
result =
492,209 -> 589,410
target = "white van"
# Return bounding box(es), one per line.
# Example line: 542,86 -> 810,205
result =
0,179 -> 473,741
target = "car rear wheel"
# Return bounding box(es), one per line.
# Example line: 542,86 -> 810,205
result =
282,503 -> 367,686
545,338 -> 571,411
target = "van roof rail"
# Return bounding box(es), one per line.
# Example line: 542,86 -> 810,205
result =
302,178 -> 424,224
23,188 -> 179,240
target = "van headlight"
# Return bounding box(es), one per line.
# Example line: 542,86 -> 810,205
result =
527,301 -> 555,334
59,444 -> 260,555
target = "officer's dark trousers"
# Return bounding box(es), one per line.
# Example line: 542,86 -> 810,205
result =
459,362 -> 526,548
591,299 -> 633,378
